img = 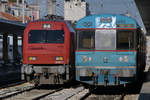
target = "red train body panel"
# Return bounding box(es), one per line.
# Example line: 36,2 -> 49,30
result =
21,20 -> 75,85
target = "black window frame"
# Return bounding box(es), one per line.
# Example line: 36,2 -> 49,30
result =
77,30 -> 95,50
116,30 -> 136,50
28,30 -> 64,44
77,29 -> 136,50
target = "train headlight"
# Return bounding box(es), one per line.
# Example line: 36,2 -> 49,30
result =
47,24 -> 51,28
104,57 -> 108,63
55,56 -> 64,61
82,56 -> 88,62
89,57 -> 92,62
43,24 -> 51,29
124,56 -> 129,62
43,24 -> 47,28
119,57 -> 123,62
28,56 -> 37,61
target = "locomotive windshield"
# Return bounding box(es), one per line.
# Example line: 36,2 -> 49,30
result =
28,30 -> 64,43
77,30 -> 135,50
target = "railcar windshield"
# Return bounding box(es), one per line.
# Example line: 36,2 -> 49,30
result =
117,30 -> 135,50
77,30 -> 135,50
77,30 -> 95,50
28,30 -> 64,43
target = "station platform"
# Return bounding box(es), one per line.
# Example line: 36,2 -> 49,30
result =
139,67 -> 150,100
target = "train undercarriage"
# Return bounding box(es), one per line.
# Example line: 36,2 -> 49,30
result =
21,64 -> 73,85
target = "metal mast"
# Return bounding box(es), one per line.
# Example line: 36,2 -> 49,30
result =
16,0 -> 19,5
48,0 -> 56,15
22,0 -> 25,23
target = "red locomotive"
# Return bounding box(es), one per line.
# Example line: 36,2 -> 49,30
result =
21,20 -> 75,85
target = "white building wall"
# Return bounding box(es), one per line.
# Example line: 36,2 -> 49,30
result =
64,0 -> 86,22
0,0 -> 8,3
0,3 -> 7,12
48,0 -> 56,15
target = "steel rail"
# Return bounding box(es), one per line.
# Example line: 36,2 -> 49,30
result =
120,93 -> 126,100
63,87 -> 85,100
79,88 -> 95,100
0,86 -> 36,99
32,88 -> 63,100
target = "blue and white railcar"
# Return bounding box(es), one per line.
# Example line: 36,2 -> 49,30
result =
75,14 -> 146,86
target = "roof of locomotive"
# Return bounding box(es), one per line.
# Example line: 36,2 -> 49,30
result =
26,20 -> 75,33
76,14 -> 138,29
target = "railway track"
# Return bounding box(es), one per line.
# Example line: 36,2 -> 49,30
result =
85,94 -> 125,100
42,86 -> 87,100
78,86 -> 140,100
0,82 -> 35,99
4,87 -> 63,100
3,86 -> 86,100
40,86 -> 139,100
0,82 -> 140,100
84,94 -> 139,100
78,87 -> 126,100
0,82 -> 87,100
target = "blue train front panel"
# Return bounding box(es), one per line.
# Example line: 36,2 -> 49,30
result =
75,14 -> 137,85
76,51 -> 136,85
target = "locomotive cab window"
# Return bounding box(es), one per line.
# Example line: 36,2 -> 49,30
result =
117,30 -> 135,50
77,30 -> 95,50
29,30 -> 46,43
28,30 -> 64,43
46,30 -> 64,43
